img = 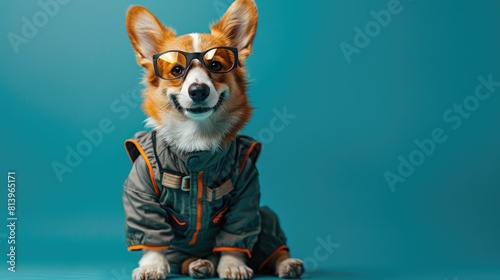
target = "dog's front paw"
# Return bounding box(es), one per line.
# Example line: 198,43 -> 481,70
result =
218,263 -> 253,280
132,263 -> 169,280
277,258 -> 304,279
133,249 -> 170,280
217,252 -> 253,280
188,259 -> 215,279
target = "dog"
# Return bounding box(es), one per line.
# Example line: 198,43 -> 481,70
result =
123,1 -> 304,279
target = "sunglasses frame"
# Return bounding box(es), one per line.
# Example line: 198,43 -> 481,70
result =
152,46 -> 240,80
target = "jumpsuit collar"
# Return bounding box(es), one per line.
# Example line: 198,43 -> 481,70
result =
171,143 -> 233,173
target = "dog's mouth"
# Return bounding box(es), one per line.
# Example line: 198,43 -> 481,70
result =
170,91 -> 226,119
186,107 -> 213,114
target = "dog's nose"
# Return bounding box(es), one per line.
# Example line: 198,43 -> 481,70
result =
188,83 -> 210,102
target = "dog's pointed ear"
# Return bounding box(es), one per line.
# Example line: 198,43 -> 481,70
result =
126,6 -> 175,67
210,0 -> 258,61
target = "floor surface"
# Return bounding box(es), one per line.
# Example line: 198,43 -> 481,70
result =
1,264 -> 499,280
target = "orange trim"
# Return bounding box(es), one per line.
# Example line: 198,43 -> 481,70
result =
128,244 -> 170,251
212,206 -> 229,223
125,139 -> 160,196
181,257 -> 200,275
239,142 -> 259,174
213,247 -> 252,259
258,245 -> 289,271
189,171 -> 204,245
170,214 -> 186,226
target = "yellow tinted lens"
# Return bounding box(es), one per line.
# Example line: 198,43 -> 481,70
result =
157,51 -> 187,79
203,48 -> 235,72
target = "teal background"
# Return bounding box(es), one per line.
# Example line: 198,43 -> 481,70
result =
1,0 -> 500,279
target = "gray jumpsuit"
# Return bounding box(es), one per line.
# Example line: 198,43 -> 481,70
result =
122,130 -> 288,274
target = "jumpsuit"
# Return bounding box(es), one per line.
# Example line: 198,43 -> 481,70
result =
122,130 -> 289,274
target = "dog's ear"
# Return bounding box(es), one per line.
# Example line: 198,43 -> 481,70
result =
210,0 -> 258,61
126,6 -> 175,67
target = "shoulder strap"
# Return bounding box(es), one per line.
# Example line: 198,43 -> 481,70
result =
124,137 -> 161,197
238,140 -> 262,175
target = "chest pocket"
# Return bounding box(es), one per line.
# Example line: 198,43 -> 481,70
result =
205,178 -> 234,228
163,206 -> 188,238
159,173 -> 235,237
159,171 -> 191,215
158,171 -> 190,238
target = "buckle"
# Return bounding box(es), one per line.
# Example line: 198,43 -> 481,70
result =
181,175 -> 191,191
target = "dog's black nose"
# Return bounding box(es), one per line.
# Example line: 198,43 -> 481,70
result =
188,83 -> 210,102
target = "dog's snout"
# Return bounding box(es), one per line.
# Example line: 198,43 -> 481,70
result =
188,83 -> 210,102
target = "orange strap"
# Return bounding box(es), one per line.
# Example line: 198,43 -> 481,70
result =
124,139 -> 161,196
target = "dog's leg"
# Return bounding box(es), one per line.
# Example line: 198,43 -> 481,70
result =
272,250 -> 305,279
217,251 -> 253,280
132,249 -> 170,280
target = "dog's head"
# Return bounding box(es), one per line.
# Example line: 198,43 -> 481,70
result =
126,0 -> 258,153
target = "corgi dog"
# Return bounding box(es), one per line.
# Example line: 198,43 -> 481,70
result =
124,0 -> 304,279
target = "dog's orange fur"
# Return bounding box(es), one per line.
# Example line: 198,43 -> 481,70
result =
126,0 -> 258,147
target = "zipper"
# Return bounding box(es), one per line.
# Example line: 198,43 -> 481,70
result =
189,171 -> 204,245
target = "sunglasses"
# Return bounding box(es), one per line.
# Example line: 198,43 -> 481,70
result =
152,46 -> 240,80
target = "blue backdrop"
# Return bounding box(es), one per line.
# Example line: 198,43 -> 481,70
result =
1,0 -> 499,279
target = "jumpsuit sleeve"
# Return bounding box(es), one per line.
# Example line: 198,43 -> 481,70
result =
123,155 -> 173,250
213,157 -> 261,258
